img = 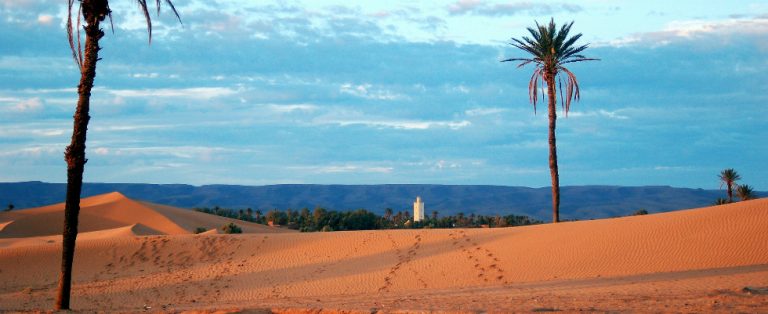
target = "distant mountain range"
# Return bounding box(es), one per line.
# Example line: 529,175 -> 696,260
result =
0,181 -> 760,220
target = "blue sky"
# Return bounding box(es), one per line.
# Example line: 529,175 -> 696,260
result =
0,0 -> 766,190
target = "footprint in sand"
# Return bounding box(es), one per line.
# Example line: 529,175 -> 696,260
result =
448,230 -> 508,284
378,232 -> 426,292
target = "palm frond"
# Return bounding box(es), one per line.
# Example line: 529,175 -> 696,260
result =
553,21 -> 573,54
560,57 -> 600,65
76,3 -> 83,66
159,0 -> 182,25
510,39 -> 541,58
136,0 -> 153,42
529,67 -> 544,114
560,43 -> 589,60
558,66 -> 581,115
137,0 -> 183,43
527,25 -> 541,42
66,0 -> 81,67
504,19 -> 597,114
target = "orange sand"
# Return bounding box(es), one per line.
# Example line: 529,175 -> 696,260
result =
0,192 -> 766,312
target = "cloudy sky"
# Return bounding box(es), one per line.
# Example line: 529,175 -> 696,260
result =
1,0 -> 766,190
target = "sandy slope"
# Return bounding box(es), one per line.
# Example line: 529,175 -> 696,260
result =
0,194 -> 767,312
0,192 -> 292,239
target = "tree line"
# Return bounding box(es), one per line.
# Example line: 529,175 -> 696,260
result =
716,168 -> 757,204
193,206 -> 542,232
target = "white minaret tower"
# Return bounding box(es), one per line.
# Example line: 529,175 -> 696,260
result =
413,196 -> 425,222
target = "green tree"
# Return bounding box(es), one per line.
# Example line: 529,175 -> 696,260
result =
736,184 -> 755,201
58,0 -> 180,310
221,223 -> 242,234
313,206 -> 328,227
503,19 -> 597,223
246,208 -> 253,221
719,168 -> 741,203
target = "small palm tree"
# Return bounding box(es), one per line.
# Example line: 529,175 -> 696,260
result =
57,0 -> 180,310
718,168 -> 741,203
503,19 -> 597,223
736,184 -> 755,201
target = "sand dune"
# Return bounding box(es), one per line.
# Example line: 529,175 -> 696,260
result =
0,195 -> 766,312
0,192 -> 291,239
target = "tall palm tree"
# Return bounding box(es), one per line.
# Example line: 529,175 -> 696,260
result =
736,184 -> 755,201
57,0 -> 180,310
503,19 -> 597,223
718,168 -> 741,203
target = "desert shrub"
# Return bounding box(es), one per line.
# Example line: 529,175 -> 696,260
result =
193,227 -> 207,234
221,222 -> 242,234
714,198 -> 730,205
633,209 -> 648,216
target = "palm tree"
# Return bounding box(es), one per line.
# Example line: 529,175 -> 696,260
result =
503,19 -> 597,223
57,0 -> 180,310
736,184 -> 755,201
718,168 -> 741,203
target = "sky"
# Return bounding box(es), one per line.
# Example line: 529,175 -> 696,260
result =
0,0 -> 766,190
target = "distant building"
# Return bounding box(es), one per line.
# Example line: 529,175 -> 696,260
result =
413,196 -> 425,222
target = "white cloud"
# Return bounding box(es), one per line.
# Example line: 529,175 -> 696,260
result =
131,73 -> 159,78
289,164 -> 394,174
93,147 -> 110,155
568,109 -> 629,120
107,87 -> 236,99
37,14 -> 53,25
112,146 -> 213,159
340,83 -> 405,100
321,118 -> 471,130
435,159 -> 460,170
601,18 -> 768,47
465,107 -> 508,116
266,104 -> 318,113
0,145 -> 61,157
0,126 -> 66,137
447,84 -> 470,94
91,124 -> 172,132
448,0 -> 582,16
13,97 -> 43,112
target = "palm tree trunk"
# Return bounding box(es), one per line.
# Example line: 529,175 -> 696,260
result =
727,182 -> 733,203
546,74 -> 560,223
55,11 -> 104,311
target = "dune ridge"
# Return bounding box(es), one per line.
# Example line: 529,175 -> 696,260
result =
0,192 -> 291,239
0,194 -> 766,312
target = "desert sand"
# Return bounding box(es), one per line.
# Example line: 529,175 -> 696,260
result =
0,192 -> 767,313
